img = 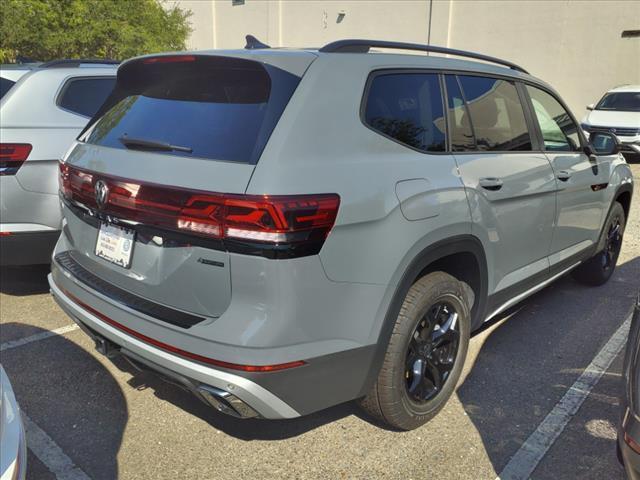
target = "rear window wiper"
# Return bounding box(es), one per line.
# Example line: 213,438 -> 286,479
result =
118,135 -> 193,153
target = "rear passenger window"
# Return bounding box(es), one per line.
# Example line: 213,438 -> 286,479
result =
364,73 -> 446,152
444,75 -> 475,151
57,77 -> 115,117
457,75 -> 532,151
526,85 -> 581,152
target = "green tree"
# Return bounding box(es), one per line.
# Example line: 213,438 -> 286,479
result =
0,0 -> 192,62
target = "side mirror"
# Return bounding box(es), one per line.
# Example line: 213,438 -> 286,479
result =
587,131 -> 621,156
586,103 -> 595,111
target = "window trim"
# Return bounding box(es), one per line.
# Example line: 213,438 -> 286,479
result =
360,67 -> 576,156
359,68 -> 450,156
442,73 -> 478,152
515,81 -> 544,152
522,82 -> 587,153
359,67 -> 572,155
55,75 -> 116,119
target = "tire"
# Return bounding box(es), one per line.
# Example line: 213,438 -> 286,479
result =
572,201 -> 625,287
359,271 -> 471,430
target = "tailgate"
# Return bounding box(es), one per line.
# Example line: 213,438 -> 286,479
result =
59,53 -> 308,320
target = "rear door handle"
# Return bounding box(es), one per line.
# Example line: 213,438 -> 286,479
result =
557,170 -> 572,182
479,177 -> 503,191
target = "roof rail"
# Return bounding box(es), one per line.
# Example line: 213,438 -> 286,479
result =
318,39 -> 529,74
39,59 -> 119,69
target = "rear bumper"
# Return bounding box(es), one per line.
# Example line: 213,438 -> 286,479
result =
49,275 -> 300,419
0,229 -> 60,266
49,260 -> 377,419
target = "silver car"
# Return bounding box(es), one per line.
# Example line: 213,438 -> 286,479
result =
0,366 -> 26,480
49,39 -> 633,430
0,60 -> 117,265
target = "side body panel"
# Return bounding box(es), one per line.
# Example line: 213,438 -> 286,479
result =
246,54 -> 473,345
453,152 -> 556,296
545,150 -> 611,266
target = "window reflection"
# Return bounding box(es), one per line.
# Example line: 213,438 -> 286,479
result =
457,75 -> 532,152
364,73 -> 446,152
527,86 -> 580,152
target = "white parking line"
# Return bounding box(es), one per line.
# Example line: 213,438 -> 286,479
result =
496,311 -> 632,480
0,324 -> 79,352
23,413 -> 91,480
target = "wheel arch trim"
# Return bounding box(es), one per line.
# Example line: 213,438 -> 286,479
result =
597,182 -> 633,252
359,234 -> 488,396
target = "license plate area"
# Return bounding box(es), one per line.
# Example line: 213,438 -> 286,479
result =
95,222 -> 135,269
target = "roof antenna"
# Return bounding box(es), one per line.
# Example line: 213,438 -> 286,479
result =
245,35 -> 270,50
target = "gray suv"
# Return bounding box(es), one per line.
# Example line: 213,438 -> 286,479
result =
0,60 -> 116,265
48,39 -> 633,430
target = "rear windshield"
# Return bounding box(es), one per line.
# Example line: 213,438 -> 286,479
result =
0,77 -> 16,99
82,56 -> 301,164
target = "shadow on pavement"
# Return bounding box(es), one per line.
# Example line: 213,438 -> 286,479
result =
457,256 -> 640,476
106,259 -> 640,445
1,323 -> 127,480
0,265 -> 51,296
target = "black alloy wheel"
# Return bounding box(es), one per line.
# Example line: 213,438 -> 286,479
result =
405,302 -> 460,403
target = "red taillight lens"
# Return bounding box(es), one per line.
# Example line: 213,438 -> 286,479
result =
625,432 -> 640,455
59,163 -> 340,258
0,143 -> 32,176
142,55 -> 196,64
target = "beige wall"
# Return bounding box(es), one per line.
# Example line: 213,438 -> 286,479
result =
172,0 -> 640,117
445,1 -> 640,119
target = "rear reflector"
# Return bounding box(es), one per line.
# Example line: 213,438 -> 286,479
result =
59,163 -> 340,259
61,286 -> 305,372
0,143 -> 31,176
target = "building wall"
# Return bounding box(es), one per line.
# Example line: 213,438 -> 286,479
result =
444,1 -> 640,120
171,0 -> 640,117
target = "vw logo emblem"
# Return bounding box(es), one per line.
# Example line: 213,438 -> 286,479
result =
95,180 -> 109,209
610,128 -> 617,133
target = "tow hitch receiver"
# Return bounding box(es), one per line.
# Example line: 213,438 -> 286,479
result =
94,335 -> 120,358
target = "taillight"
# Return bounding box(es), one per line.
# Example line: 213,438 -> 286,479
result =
0,144 -> 31,176
625,432 -> 640,455
59,163 -> 340,259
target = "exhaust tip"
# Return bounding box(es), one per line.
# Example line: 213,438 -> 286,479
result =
197,385 -> 260,419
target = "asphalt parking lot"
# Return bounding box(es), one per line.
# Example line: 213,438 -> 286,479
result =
1,163 -> 639,480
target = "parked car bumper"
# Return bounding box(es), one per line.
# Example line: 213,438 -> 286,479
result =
0,170 -> 61,265
0,366 -> 27,480
620,297 -> 640,478
619,135 -> 640,155
0,228 -> 60,266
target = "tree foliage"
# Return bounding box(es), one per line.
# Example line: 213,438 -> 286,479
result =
0,0 -> 192,62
